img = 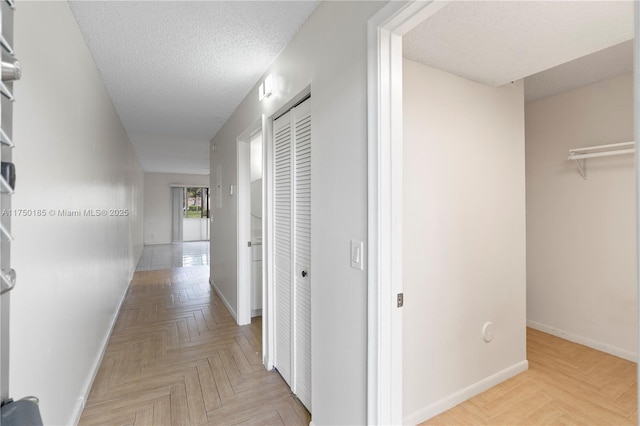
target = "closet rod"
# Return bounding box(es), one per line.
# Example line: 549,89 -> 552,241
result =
568,141 -> 634,155
568,141 -> 635,179
569,148 -> 635,160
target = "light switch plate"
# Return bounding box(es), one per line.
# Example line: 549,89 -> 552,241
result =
216,165 -> 222,208
350,240 -> 364,271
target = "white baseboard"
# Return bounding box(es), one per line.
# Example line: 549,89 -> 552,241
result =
210,278 -> 238,322
403,360 -> 529,425
251,308 -> 262,317
71,268 -> 135,425
69,397 -> 84,426
527,320 -> 637,362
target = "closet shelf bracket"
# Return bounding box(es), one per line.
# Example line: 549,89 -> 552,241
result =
568,141 -> 635,179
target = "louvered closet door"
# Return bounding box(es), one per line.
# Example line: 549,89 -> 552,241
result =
292,99 -> 311,411
272,97 -> 312,412
273,111 -> 293,387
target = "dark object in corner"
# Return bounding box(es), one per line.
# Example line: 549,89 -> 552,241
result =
1,397 -> 43,426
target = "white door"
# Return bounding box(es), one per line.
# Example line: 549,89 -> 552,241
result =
273,109 -> 293,387
272,97 -> 312,411
292,100 -> 311,410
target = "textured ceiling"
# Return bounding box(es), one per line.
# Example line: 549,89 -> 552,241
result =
403,1 -> 634,90
69,1 -> 319,175
524,40 -> 633,103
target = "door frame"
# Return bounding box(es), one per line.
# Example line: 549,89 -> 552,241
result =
237,118 -> 264,326
366,1 -> 451,424
170,186 -> 184,243
263,113 -> 275,369
368,1 -> 640,424
634,4 -> 640,412
263,88 -> 311,370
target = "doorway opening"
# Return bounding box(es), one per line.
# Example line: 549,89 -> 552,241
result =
237,120 -> 265,326
368,1 -> 636,424
171,186 -> 210,243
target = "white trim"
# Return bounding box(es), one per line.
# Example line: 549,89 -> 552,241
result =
237,134 -> 252,326
634,2 -> 640,412
367,6 -> 401,424
527,320 -> 637,362
263,114 -> 275,370
402,361 -> 529,425
272,87 -> 311,123
69,397 -> 84,426
72,267 -> 134,425
210,278 -> 238,322
367,2 -> 450,424
237,120 -> 263,326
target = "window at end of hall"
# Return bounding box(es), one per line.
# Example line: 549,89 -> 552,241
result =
184,187 -> 210,219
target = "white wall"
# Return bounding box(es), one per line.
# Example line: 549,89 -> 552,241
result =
209,2 -> 383,423
10,2 -> 144,424
526,73 -> 636,360
143,172 -> 209,244
402,59 -> 528,423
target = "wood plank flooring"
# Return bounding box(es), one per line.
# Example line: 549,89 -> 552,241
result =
79,266 -> 310,426
423,328 -> 637,425
81,264 -> 637,425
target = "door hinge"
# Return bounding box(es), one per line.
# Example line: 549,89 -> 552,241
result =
247,241 -> 252,247
397,292 -> 404,308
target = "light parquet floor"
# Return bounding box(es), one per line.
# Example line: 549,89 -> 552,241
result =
79,266 -> 310,426
423,328 -> 637,425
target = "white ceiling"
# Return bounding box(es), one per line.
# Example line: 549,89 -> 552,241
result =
403,1 -> 634,97
69,1 -> 319,175
524,39 -> 633,103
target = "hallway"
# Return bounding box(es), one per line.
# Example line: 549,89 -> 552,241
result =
79,244 -> 309,425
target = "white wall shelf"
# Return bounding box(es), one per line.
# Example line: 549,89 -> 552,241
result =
568,141 -> 635,179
